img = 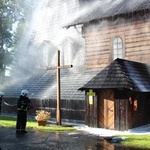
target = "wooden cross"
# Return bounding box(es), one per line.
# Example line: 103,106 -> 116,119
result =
47,50 -> 73,125
86,89 -> 96,96
86,89 -> 96,105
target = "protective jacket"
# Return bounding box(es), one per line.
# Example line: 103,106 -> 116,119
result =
17,95 -> 32,111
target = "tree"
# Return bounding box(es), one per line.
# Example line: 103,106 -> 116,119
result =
0,0 -> 36,81
0,0 -> 15,80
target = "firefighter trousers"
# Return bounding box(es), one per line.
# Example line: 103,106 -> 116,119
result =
16,110 -> 27,132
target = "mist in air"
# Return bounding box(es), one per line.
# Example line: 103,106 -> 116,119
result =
3,0 -> 129,89
13,1 -> 87,78
12,0 -> 109,78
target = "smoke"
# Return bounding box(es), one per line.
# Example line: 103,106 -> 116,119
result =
64,1 -> 100,28
13,0 -> 111,80
4,0 -> 130,88
20,0 -> 86,70
12,0 -> 43,76
0,0 -> 88,90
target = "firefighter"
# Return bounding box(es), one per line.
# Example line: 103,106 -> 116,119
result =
0,91 -> 4,114
16,90 -> 34,134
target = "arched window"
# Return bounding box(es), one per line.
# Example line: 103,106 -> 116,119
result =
113,37 -> 123,60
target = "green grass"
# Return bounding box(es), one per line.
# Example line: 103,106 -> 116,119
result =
116,134 -> 150,149
0,116 -> 76,131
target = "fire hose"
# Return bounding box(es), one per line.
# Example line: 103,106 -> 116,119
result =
2,100 -> 36,109
3,100 -> 17,107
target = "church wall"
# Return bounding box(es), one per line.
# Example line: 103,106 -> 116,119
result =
83,10 -> 150,69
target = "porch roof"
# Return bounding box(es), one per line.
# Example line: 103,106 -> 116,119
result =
64,0 -> 150,28
79,59 -> 150,92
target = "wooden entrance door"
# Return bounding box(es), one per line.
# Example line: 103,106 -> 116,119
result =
99,90 -> 114,129
104,98 -> 114,129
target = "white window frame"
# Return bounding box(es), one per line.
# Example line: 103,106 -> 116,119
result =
111,36 -> 125,62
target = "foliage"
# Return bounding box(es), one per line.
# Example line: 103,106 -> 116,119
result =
35,110 -> 51,121
0,0 -> 36,80
11,0 -> 37,76
0,0 -> 15,80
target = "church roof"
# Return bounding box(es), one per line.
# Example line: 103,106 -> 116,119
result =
64,0 -> 150,28
2,68 -> 99,100
3,59 -> 150,100
79,59 -> 150,92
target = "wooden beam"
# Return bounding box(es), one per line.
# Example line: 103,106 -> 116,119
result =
47,65 -> 73,70
47,50 -> 73,125
56,50 -> 61,125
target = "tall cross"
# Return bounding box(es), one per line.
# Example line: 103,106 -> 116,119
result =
47,50 -> 73,125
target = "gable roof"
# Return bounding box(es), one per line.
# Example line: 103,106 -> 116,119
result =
79,59 -> 150,92
64,0 -> 150,28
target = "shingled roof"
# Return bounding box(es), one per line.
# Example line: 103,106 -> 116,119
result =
2,68 -> 99,100
64,0 -> 150,28
79,59 -> 150,92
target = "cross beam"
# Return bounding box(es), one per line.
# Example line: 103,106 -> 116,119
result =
47,50 -> 73,125
47,65 -> 73,70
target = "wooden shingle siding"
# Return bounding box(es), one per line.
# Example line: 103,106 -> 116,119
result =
83,14 -> 150,69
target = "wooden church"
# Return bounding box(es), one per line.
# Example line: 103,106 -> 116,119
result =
1,0 -> 150,130
1,0 -> 100,124
65,0 -> 150,130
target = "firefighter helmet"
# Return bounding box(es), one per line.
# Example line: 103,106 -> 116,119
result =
21,90 -> 28,96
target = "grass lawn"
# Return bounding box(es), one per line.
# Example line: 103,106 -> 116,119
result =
0,116 -> 76,131
116,134 -> 150,149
